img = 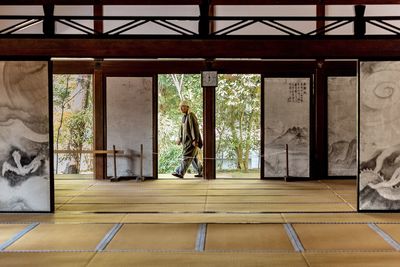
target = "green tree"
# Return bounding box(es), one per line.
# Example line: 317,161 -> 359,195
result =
216,74 -> 261,172
53,74 -> 93,174
158,74 -> 203,174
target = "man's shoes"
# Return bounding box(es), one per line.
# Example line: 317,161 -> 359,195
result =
194,174 -> 203,178
172,172 -> 184,179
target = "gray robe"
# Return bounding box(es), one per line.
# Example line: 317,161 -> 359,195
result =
175,111 -> 203,176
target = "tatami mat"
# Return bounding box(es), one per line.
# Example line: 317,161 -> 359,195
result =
205,203 -> 354,212
0,214 -> 125,224
6,224 -> 113,251
205,224 -> 293,251
376,224 -> 400,244
122,213 -> 285,224
57,204 -> 205,212
0,224 -> 29,244
206,189 -> 338,196
106,224 -> 198,251
68,196 -> 207,204
87,252 -> 309,267
292,224 -> 394,251
283,213 -> 400,223
78,189 -> 208,196
0,252 -> 95,267
206,195 -> 342,203
303,252 -> 400,267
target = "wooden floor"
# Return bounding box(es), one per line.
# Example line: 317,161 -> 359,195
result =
1,178 -> 400,266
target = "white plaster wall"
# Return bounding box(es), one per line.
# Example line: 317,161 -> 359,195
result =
103,5 -> 198,35
0,6 -> 43,34
326,5 -> 400,35
1,5 -> 399,36
54,6 -> 93,34
106,77 -> 153,178
215,5 -> 316,36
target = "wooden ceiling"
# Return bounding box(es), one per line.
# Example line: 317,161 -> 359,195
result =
2,0 -> 400,5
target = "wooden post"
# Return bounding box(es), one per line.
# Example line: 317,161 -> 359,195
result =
315,59 -> 326,178
285,144 -> 289,182
354,5 -> 366,37
199,0 -> 210,37
94,4 -> 103,35
43,4 -> 55,36
203,85 -> 215,179
94,59 -> 106,179
113,144 -> 117,179
140,144 -> 144,179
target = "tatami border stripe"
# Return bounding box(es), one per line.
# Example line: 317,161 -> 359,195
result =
284,223 -> 304,252
95,223 -> 123,252
0,222 -> 40,251
195,223 -> 207,252
368,223 -> 400,251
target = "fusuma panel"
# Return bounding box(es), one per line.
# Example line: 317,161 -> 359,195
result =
328,77 -> 357,176
106,77 -> 153,178
359,61 -> 400,211
264,78 -> 310,178
0,61 -> 51,212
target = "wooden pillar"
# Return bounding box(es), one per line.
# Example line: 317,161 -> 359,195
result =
316,3 -> 325,34
43,4 -> 55,36
203,85 -> 215,179
94,59 -> 106,179
314,4 -> 326,178
354,5 -> 366,37
314,60 -> 326,178
199,0 -> 210,37
94,4 -> 103,34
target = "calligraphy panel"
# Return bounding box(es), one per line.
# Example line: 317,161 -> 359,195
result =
264,78 -> 310,178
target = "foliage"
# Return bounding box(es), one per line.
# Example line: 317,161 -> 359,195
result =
157,73 -> 261,175
216,74 -> 261,172
53,74 -> 93,174
158,145 -> 182,174
158,74 -> 203,173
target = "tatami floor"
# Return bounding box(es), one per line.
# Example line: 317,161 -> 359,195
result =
1,178 -> 400,266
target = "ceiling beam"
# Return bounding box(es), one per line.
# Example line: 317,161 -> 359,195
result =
2,38 -> 400,59
2,0 -> 400,5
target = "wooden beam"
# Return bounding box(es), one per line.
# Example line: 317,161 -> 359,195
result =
53,60 -> 94,74
54,60 -> 342,75
3,38 -> 400,59
2,0 -> 400,5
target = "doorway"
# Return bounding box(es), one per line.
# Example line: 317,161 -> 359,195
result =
157,74 -> 203,179
53,74 -> 94,180
215,74 -> 261,179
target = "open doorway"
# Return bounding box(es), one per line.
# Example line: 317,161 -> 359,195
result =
53,74 -> 94,180
157,74 -> 203,179
215,74 -> 261,179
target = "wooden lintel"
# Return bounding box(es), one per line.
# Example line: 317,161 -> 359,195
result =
3,38 -> 400,59
53,60 -> 95,74
2,0 -> 400,5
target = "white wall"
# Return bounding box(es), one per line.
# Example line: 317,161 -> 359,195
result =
0,5 -> 399,36
326,5 -> 400,35
55,6 -> 93,34
103,5 -> 198,35
106,77 -> 153,178
215,5 -> 316,35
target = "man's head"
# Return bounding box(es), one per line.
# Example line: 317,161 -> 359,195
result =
179,100 -> 190,113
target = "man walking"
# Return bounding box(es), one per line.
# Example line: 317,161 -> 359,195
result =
172,100 -> 203,179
